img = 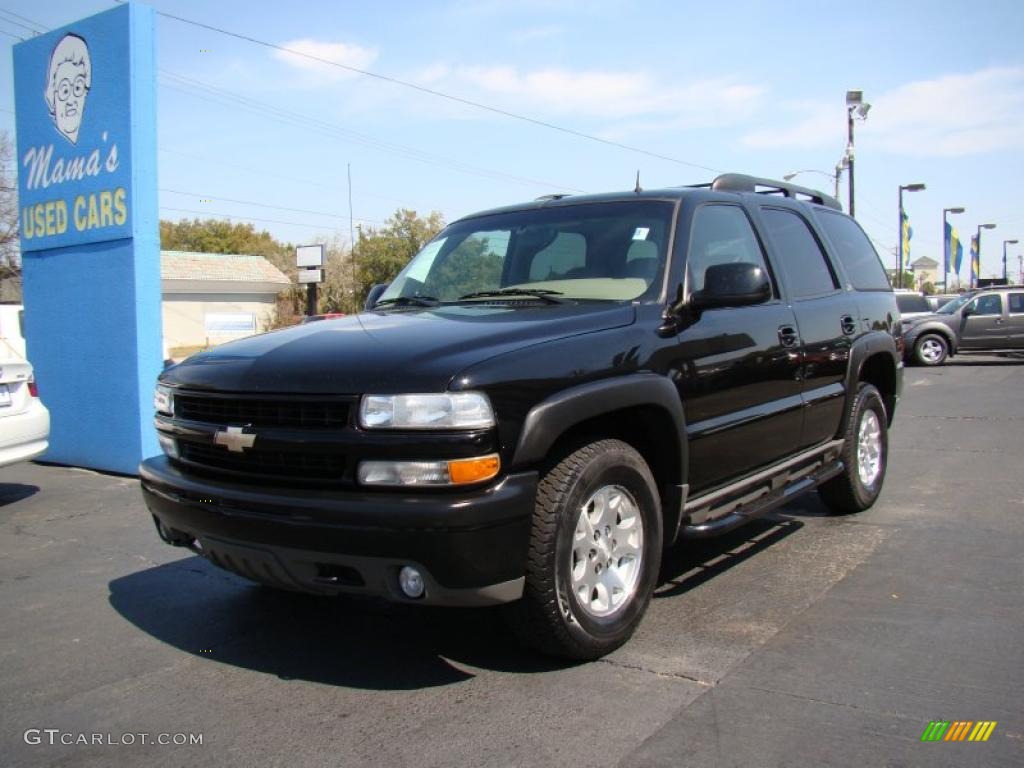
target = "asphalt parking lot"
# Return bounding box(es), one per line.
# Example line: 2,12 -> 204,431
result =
1,355 -> 1022,767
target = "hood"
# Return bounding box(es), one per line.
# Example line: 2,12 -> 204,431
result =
162,303 -> 636,394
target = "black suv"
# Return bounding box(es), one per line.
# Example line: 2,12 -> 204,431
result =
902,286 -> 1024,365
141,174 -> 903,660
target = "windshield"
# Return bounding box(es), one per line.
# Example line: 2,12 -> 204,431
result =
377,201 -> 674,305
936,293 -> 973,314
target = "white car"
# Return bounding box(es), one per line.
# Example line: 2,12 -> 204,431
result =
0,360 -> 49,467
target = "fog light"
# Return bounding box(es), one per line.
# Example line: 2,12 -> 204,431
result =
399,566 -> 425,599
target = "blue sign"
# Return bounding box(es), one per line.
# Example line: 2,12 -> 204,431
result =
13,4 -> 161,474
14,8 -> 137,251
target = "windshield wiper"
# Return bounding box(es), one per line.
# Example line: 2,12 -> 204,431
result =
373,295 -> 440,308
457,288 -> 565,304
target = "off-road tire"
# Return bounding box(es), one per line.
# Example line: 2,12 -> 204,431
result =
819,383 -> 888,514
508,439 -> 662,660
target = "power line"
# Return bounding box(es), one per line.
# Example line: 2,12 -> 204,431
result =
0,27 -> 24,41
159,71 -> 584,192
160,187 -> 356,220
160,205 -> 373,231
159,148 -> 427,209
151,7 -> 720,174
0,7 -> 47,31
0,11 -> 40,34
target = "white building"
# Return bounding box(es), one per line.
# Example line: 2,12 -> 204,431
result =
161,251 -> 290,358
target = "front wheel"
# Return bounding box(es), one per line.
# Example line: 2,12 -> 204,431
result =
914,333 -> 948,366
819,383 -> 888,514
508,439 -> 662,660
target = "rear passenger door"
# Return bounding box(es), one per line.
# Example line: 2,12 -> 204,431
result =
759,207 -> 858,450
1008,292 -> 1024,348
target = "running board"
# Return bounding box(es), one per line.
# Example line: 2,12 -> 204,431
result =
681,440 -> 844,539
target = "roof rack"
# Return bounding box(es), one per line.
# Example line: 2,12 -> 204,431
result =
688,173 -> 842,211
535,193 -> 572,202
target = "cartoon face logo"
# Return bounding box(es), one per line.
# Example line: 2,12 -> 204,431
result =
44,33 -> 91,145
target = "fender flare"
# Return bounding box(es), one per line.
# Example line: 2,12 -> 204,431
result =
840,331 -> 900,435
511,374 -> 689,545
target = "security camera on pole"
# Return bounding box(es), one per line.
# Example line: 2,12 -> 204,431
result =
296,244 -> 324,316
845,90 -> 871,217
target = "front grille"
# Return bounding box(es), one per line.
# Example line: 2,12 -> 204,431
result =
174,393 -> 351,429
179,441 -> 345,481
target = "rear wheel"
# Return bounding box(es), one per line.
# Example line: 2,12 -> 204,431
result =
819,383 -> 888,514
914,333 -> 948,366
508,439 -> 662,660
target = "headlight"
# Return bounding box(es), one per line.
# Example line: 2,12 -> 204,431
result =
359,392 -> 495,429
154,385 -> 174,416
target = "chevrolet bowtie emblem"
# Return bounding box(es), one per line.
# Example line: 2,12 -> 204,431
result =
214,426 -> 256,453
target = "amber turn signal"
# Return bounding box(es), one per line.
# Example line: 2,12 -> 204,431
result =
447,454 -> 501,485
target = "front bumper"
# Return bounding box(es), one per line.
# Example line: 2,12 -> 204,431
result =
140,456 -> 537,606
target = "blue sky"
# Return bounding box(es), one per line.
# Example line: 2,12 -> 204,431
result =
3,0 -> 1023,283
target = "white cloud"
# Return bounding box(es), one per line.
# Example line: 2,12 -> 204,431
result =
273,39 -> 378,82
742,67 -> 1024,157
421,64 -> 765,126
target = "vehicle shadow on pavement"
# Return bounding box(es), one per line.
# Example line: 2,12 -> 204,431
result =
948,352 -> 1024,366
0,483 -> 39,507
655,516 -> 803,599
108,556 -> 571,690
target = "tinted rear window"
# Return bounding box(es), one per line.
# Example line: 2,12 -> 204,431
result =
816,210 -> 892,291
896,294 -> 930,313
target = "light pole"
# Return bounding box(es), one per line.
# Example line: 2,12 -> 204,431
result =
783,169 -> 841,200
897,183 -> 926,289
1002,239 -> 1018,282
973,223 -> 996,289
942,206 -> 965,293
845,90 -> 871,217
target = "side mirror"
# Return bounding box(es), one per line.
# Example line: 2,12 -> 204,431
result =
689,262 -> 771,311
364,283 -> 389,311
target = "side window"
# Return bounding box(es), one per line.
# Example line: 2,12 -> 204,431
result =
972,294 -> 1002,316
1008,293 -> 1024,313
815,210 -> 891,290
687,204 -> 772,295
761,208 -> 839,298
529,232 -> 586,281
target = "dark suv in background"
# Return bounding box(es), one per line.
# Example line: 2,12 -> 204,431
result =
903,286 -> 1024,365
142,174 -> 903,659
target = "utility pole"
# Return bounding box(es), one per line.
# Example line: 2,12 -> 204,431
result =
348,163 -> 356,307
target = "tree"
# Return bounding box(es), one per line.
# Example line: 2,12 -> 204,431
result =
0,132 -> 21,300
350,209 -> 445,305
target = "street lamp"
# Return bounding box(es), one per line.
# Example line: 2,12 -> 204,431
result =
973,223 -> 996,289
1002,240 -> 1018,282
845,90 -> 871,217
783,168 -> 841,200
942,207 -> 965,293
897,183 -> 926,289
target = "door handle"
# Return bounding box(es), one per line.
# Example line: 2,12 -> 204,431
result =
840,315 -> 857,335
778,325 -> 799,347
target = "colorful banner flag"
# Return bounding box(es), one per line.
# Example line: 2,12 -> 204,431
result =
970,234 -> 979,286
946,222 -> 964,276
901,209 -> 913,272
952,227 -> 963,275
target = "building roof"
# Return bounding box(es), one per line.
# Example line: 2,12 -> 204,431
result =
161,251 -> 290,285
911,256 -> 939,268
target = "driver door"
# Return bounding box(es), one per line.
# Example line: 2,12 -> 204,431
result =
960,293 -> 1006,349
